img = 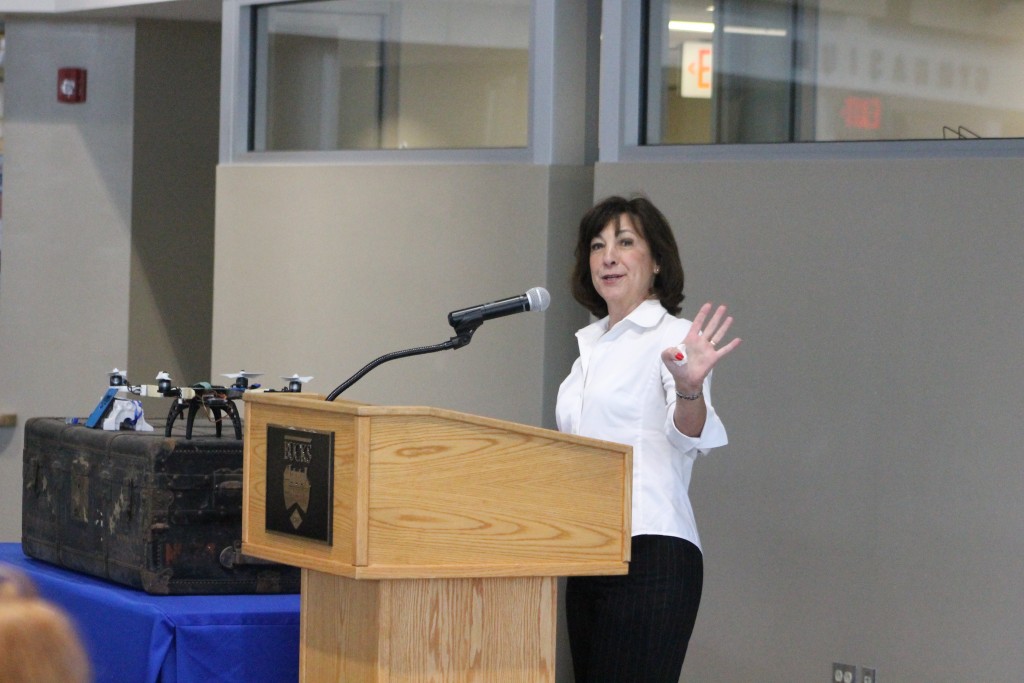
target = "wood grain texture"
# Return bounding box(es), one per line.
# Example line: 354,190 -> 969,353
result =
366,414 -> 628,569
301,569 -> 556,683
242,393 -> 631,579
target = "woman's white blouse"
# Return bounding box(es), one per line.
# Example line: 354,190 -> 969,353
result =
555,299 -> 728,550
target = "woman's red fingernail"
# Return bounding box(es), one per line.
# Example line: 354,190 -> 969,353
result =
675,352 -> 684,361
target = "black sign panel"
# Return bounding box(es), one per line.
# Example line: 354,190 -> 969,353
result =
264,424 -> 334,545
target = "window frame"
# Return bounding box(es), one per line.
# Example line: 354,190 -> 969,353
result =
599,0 -> 1024,162
220,0 -> 565,164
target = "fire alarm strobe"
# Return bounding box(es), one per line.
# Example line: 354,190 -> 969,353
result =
57,67 -> 87,104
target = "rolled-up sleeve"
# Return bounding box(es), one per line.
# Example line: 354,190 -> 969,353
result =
665,375 -> 729,455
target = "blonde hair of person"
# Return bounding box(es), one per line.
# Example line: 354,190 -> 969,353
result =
0,564 -> 92,683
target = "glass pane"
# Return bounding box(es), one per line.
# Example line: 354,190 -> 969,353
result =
647,0 -> 1024,144
252,0 -> 531,152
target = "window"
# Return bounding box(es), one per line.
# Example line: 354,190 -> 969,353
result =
643,0 -> 1024,145
249,0 -> 531,153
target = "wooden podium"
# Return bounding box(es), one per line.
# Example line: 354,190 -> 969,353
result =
242,392 -> 631,683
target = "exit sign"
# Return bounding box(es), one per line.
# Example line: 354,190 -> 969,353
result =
682,41 -> 713,99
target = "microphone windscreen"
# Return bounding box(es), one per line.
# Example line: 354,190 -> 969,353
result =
526,287 -> 551,312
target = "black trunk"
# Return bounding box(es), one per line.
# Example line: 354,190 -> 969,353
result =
22,417 -> 300,595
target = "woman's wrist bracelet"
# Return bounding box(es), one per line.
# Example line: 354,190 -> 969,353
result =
675,388 -> 703,401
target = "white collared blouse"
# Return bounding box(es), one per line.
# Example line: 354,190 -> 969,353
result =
556,299 -> 728,550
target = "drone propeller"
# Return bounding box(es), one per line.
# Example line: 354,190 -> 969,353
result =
281,374 -> 313,392
222,370 -> 264,390
222,370 -> 264,381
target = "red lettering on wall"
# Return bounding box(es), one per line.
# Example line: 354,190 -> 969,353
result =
840,96 -> 882,130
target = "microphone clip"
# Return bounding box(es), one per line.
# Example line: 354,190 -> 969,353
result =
449,315 -> 485,345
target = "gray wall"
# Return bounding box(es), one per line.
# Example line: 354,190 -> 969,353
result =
214,152 -> 1024,683
129,19 -> 220,400
594,156 -> 1024,681
0,18 -> 137,539
0,16 -> 219,539
211,163 -> 592,427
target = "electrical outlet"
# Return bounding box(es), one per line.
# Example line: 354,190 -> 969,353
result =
861,666 -> 877,683
832,663 -> 857,683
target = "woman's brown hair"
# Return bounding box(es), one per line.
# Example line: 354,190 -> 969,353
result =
570,195 -> 685,318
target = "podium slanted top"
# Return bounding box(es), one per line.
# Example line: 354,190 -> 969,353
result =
241,392 -> 632,580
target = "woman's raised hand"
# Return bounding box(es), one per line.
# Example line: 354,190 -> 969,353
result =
661,302 -> 742,393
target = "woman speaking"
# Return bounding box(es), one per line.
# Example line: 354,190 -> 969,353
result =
556,195 -> 741,682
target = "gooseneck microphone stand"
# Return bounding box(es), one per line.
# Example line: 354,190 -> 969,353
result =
324,318 -> 483,401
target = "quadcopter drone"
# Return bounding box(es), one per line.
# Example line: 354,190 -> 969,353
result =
106,369 -> 313,439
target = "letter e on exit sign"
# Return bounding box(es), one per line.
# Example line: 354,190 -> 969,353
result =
682,41 -> 713,99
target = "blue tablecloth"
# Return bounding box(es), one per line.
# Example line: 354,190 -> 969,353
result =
0,543 -> 300,683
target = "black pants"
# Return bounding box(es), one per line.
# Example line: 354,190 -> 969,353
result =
566,535 -> 703,683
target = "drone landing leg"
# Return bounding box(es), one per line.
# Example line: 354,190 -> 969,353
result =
208,402 -> 242,439
165,400 -> 187,437
185,401 -> 202,440
211,407 -> 224,438
225,401 -> 242,440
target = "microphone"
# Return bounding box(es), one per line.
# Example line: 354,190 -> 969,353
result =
448,287 -> 550,331
326,287 -> 551,400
